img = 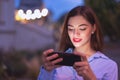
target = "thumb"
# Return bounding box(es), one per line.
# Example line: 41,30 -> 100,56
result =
74,51 -> 87,61
81,54 -> 87,61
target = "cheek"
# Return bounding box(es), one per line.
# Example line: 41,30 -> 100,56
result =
68,32 -> 73,40
81,31 -> 92,40
81,32 -> 90,36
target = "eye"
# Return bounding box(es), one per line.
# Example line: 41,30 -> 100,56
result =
79,27 -> 86,31
68,28 -> 74,31
80,28 -> 86,31
68,25 -> 74,31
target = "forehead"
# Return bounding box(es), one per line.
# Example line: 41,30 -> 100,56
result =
68,15 -> 91,26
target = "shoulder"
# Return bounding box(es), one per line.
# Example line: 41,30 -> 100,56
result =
98,51 -> 117,65
89,52 -> 118,80
89,51 -> 118,68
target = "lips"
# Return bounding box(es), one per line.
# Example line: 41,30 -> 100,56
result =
73,38 -> 82,42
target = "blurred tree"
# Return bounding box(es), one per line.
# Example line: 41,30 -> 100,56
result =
85,0 -> 120,41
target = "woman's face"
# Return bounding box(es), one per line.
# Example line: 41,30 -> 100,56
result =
67,15 -> 95,48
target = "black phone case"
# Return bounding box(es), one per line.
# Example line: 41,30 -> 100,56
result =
48,52 -> 81,66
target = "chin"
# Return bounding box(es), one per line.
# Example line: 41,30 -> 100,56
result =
74,44 -> 81,48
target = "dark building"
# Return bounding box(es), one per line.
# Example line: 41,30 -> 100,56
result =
19,0 -> 43,11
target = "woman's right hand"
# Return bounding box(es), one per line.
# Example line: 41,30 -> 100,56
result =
42,49 -> 63,71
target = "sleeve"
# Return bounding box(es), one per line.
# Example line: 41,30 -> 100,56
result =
37,66 -> 55,80
103,60 -> 118,80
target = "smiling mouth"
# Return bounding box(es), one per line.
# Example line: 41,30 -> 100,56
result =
73,38 -> 82,42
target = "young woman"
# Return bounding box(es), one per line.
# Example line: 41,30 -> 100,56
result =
37,6 -> 118,80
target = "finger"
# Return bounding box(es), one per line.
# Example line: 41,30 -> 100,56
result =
78,54 -> 87,61
75,67 -> 88,76
82,55 -> 87,61
45,61 -> 53,66
51,58 -> 63,65
44,58 -> 63,67
74,52 -> 87,61
46,53 -> 59,61
78,66 -> 89,71
73,64 -> 79,69
43,49 -> 54,57
43,62 -> 54,70
78,71 -> 83,76
74,61 -> 88,67
44,61 -> 62,71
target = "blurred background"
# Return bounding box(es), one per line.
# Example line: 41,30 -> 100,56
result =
0,0 -> 120,80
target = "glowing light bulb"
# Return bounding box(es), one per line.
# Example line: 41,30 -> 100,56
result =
18,9 -> 24,15
26,9 -> 32,15
34,9 -> 41,19
41,8 -> 48,17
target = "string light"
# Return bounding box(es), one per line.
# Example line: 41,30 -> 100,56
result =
15,8 -> 49,21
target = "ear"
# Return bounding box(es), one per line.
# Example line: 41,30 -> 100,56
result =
93,24 -> 96,32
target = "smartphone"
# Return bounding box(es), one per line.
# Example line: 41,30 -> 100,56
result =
48,52 -> 81,66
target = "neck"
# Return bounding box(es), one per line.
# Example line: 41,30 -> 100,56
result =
74,46 -> 96,58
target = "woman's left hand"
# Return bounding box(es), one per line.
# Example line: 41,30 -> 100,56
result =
73,53 -> 96,80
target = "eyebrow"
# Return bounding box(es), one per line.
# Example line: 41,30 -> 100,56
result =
67,24 -> 88,27
79,24 -> 88,27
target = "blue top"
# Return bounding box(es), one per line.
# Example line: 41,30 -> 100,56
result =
37,48 -> 118,80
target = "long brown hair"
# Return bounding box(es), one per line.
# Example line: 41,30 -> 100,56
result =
58,6 -> 103,52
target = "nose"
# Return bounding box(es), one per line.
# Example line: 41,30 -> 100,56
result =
73,29 -> 80,36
